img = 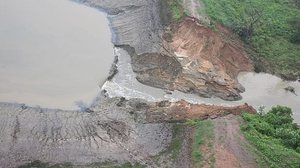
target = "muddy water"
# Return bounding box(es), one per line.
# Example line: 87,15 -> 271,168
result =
237,72 -> 300,122
104,48 -> 300,123
0,0 -> 114,110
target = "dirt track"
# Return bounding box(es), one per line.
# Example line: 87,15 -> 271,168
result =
210,115 -> 258,168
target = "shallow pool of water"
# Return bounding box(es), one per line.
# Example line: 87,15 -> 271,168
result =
0,0 -> 114,110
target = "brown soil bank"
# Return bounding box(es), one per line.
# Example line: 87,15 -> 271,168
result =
171,18 -> 253,79
170,18 -> 254,100
145,100 -> 256,123
130,17 -> 254,101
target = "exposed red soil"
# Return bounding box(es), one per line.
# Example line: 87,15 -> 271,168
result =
132,17 -> 255,101
171,18 -> 254,78
145,100 -> 256,123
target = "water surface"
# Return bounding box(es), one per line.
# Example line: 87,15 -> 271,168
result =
104,48 -> 300,123
0,0 -> 114,110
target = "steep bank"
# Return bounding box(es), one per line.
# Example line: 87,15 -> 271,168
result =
77,0 -> 254,101
126,17 -> 254,101
169,18 -> 254,100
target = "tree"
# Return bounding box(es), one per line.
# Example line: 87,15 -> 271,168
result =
233,5 -> 264,43
264,106 -> 294,128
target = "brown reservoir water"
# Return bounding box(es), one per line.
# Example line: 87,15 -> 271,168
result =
0,0 -> 114,110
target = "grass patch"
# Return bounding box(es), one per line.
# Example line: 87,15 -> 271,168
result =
190,120 -> 214,168
241,106 -> 300,168
152,123 -> 184,166
166,0 -> 185,22
201,0 -> 300,79
166,124 -> 184,160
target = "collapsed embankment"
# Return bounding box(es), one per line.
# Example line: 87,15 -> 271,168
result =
77,0 -> 254,101
122,17 -> 255,101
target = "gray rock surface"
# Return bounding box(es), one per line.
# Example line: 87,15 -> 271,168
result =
0,94 -> 172,168
74,0 -> 164,54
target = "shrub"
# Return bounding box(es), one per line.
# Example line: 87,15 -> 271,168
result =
242,105 -> 300,151
264,106 -> 294,127
275,128 -> 300,149
241,106 -> 300,167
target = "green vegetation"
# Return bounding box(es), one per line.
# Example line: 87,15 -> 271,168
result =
151,124 -> 184,166
18,161 -> 72,168
167,0 -> 185,22
201,0 -> 300,79
18,161 -> 145,168
241,106 -> 300,168
188,120 -> 215,168
165,124 -> 184,160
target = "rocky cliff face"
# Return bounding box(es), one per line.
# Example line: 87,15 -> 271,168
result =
170,18 -> 254,100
